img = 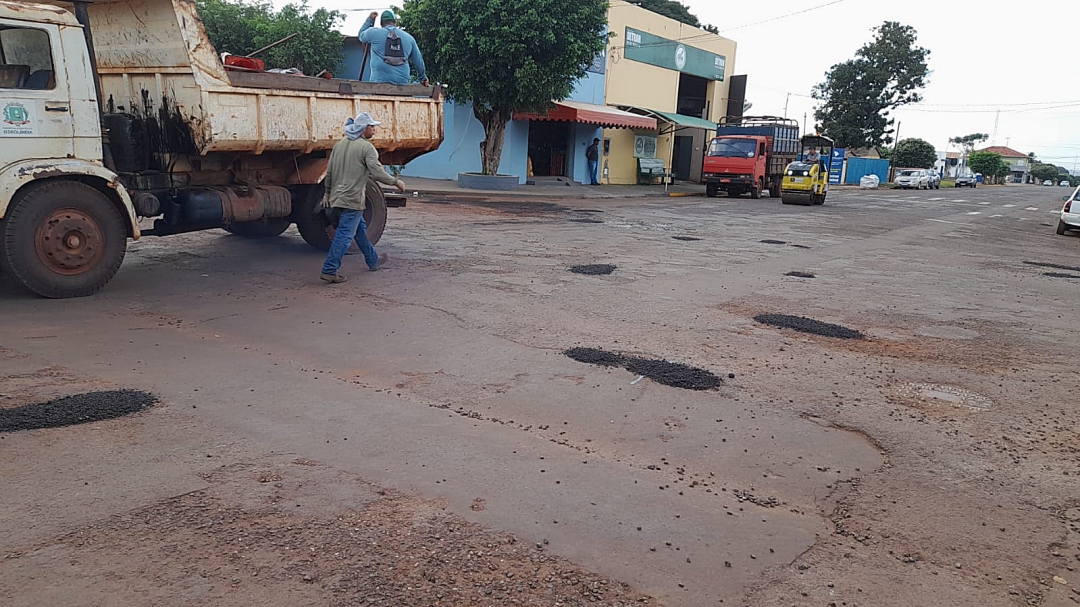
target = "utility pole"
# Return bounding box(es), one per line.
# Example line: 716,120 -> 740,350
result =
991,110 -> 1000,145
784,92 -> 790,118
803,112 -> 807,135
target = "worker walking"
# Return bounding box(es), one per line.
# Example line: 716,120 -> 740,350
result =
359,10 -> 428,86
586,138 -> 601,185
320,112 -> 405,284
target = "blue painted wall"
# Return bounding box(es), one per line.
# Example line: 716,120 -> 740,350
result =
844,158 -> 891,185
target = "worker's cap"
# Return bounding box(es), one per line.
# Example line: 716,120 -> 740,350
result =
381,10 -> 396,22
349,112 -> 382,129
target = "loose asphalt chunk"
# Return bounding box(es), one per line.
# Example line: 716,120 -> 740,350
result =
1025,261 -> 1080,273
623,357 -> 723,391
1043,272 -> 1080,280
785,271 -> 817,278
569,264 -> 617,276
564,347 -> 626,367
0,390 -> 158,433
760,239 -> 787,245
754,314 -> 864,340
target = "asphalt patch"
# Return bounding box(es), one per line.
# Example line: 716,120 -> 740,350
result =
568,218 -> 604,224
760,239 -> 787,245
569,264 -> 616,275
785,271 -> 817,278
790,244 -> 811,250
1026,261 -> 1080,273
673,236 -> 702,241
563,347 -> 721,391
0,390 -> 158,433
1044,272 -> 1080,280
754,314 -> 864,339
624,357 -> 722,391
564,347 -> 626,367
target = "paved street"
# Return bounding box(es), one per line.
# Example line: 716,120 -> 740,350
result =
2,184 -> 1078,606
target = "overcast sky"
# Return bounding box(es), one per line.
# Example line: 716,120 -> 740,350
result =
311,0 -> 1078,167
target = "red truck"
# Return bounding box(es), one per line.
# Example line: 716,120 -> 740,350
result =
701,116 -> 799,199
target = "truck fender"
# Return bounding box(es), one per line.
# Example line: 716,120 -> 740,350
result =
0,159 -> 140,239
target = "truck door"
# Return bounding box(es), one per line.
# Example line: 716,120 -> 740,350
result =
0,21 -> 74,165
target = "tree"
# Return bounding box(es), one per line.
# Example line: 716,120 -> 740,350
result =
813,22 -> 930,148
196,0 -> 343,76
967,151 -> 1009,184
1031,163 -> 1061,183
949,133 -> 988,156
892,138 -> 937,169
402,0 -> 608,176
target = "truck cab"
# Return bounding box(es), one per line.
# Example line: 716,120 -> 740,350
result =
702,135 -> 768,199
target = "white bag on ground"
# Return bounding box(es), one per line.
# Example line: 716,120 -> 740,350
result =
859,175 -> 880,189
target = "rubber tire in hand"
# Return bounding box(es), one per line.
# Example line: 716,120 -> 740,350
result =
0,180 -> 127,298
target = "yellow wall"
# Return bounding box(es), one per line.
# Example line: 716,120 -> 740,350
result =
603,0 -> 738,184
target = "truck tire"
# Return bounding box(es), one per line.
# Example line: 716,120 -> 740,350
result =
293,181 -> 387,252
225,217 -> 291,238
0,180 -> 127,298
750,179 -> 762,199
705,183 -> 718,198
769,185 -> 780,198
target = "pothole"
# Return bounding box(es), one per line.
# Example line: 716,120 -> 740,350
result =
569,264 -> 616,276
895,383 -> 993,411
754,314 -> 864,339
672,236 -> 702,241
759,239 -> 787,245
790,244 -> 811,250
563,347 -> 722,391
785,271 -> 816,278
0,390 -> 158,433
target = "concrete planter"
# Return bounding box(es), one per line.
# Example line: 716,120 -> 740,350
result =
458,172 -> 519,191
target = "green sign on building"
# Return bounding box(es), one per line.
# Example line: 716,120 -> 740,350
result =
623,27 -> 726,81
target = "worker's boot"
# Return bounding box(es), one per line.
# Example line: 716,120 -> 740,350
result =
320,273 -> 348,284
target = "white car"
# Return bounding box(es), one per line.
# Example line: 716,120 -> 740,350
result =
895,169 -> 929,189
1043,180 -> 1054,186
1061,180 -> 1071,187
1059,185 -> 1080,236
924,170 -> 941,189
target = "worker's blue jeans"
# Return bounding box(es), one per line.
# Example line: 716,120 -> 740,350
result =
588,159 -> 599,185
321,209 -> 378,275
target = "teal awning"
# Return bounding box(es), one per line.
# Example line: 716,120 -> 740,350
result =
616,106 -> 717,132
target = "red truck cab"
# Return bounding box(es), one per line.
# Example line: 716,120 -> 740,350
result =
702,136 -> 769,199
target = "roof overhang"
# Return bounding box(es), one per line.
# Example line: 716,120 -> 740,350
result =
615,106 -> 718,133
515,101 -> 657,130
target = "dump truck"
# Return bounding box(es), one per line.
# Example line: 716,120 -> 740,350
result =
0,0 -> 443,298
701,116 -> 798,199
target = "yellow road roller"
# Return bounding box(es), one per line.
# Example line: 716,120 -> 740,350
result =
781,135 -> 834,206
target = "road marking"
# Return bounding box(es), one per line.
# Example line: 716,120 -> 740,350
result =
966,211 -> 982,215
928,197 -> 944,201
1025,207 -> 1039,211
991,214 -> 1004,218
978,202 -> 990,205
1003,204 -> 1016,208
1050,210 -> 1061,214
953,199 -> 969,203
927,218 -> 959,224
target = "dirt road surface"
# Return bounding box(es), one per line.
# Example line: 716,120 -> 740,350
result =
2,185 -> 1078,606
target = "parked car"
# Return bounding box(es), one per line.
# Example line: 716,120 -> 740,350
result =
1043,180 -> 1054,186
1058,186 -> 1080,236
924,170 -> 941,189
955,171 -> 977,187
895,169 -> 929,189
1061,180 -> 1071,187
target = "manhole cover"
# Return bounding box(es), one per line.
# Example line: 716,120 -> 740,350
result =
785,271 -> 816,278
895,383 -> 993,411
569,264 -> 616,275
0,390 -> 158,433
754,314 -> 864,339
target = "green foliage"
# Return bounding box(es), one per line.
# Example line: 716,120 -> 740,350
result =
967,151 -> 1009,182
892,138 -> 937,169
1031,162 -> 1061,183
813,21 -> 930,149
402,0 -> 609,175
195,0 -> 343,76
949,133 -> 988,155
628,0 -> 715,31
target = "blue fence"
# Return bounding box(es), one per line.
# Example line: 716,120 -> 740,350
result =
844,158 -> 891,185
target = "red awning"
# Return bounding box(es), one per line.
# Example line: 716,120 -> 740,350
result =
515,101 -> 657,130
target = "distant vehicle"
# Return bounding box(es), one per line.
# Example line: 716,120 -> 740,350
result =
703,116 -> 800,199
924,170 -> 941,189
955,171 -> 977,188
1061,180 -> 1071,187
1058,185 -> 1080,236
1043,180 -> 1054,186
894,169 -> 929,189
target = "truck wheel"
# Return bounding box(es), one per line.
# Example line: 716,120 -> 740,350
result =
0,180 -> 127,298
705,183 -> 718,198
769,185 -> 780,198
750,179 -> 762,199
293,181 -> 387,252
225,217 -> 291,238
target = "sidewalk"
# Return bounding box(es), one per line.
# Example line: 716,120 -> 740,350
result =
401,176 -> 705,200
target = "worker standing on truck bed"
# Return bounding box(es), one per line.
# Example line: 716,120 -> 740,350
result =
320,112 -> 406,284
359,10 -> 429,86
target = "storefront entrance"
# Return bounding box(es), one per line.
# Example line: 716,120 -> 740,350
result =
528,121 -> 571,177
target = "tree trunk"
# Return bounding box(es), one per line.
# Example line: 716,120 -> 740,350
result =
474,107 -> 512,176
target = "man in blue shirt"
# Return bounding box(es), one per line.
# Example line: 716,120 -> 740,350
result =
359,10 -> 428,86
